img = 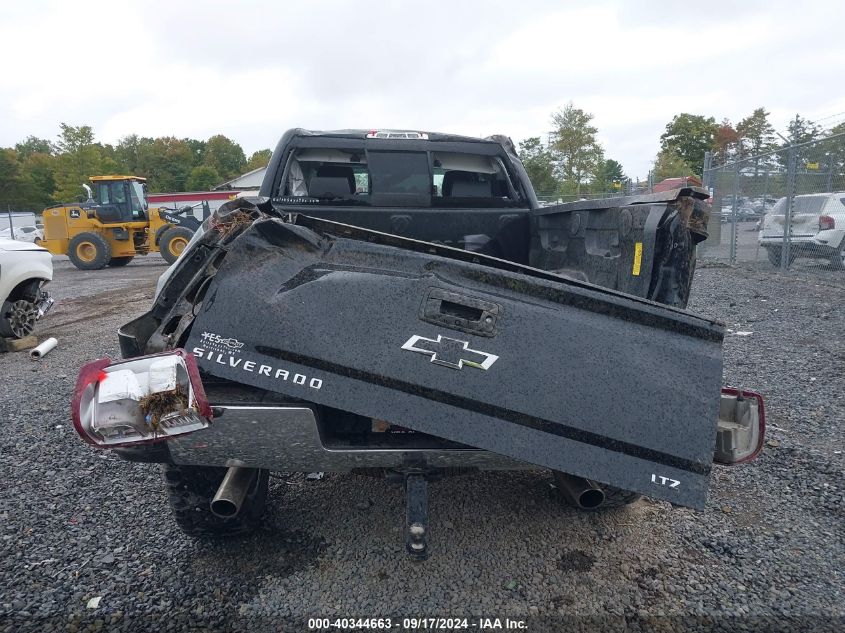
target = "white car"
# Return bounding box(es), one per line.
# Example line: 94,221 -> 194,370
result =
0,239 -> 54,339
758,192 -> 845,268
0,225 -> 44,244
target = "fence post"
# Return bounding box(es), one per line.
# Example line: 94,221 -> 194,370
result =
702,151 -> 713,189
762,169 -> 769,210
6,206 -> 14,239
781,144 -> 797,271
729,159 -> 740,264
828,155 -> 834,192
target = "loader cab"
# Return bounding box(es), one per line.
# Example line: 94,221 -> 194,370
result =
90,176 -> 148,224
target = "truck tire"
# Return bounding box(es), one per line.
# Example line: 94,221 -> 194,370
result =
162,464 -> 269,537
107,256 -> 134,267
159,226 -> 194,265
68,232 -> 112,270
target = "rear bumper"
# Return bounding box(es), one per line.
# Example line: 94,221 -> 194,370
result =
759,229 -> 844,256
166,405 -> 530,472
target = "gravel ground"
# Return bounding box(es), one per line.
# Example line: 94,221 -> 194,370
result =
0,256 -> 843,632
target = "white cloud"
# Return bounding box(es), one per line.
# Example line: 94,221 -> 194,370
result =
1,0 -> 844,180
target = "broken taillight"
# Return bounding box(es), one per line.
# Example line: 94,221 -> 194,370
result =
819,215 -> 835,231
71,349 -> 212,448
713,387 -> 765,465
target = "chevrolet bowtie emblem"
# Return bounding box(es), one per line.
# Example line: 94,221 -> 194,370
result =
401,334 -> 498,370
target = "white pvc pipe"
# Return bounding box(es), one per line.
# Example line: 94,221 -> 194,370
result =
30,337 -> 57,360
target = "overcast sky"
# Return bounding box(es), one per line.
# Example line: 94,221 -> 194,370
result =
2,0 -> 844,179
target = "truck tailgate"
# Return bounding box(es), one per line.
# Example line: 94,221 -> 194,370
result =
186,216 -> 724,508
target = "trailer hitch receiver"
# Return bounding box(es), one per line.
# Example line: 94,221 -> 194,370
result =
405,474 -> 429,560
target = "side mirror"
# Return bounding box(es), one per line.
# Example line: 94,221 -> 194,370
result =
714,387 -> 765,464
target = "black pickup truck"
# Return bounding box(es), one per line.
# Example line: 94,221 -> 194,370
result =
71,129 -> 764,559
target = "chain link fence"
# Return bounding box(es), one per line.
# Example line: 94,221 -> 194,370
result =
699,131 -> 845,271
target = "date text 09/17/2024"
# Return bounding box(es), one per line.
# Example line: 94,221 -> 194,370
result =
307,618 -> 528,630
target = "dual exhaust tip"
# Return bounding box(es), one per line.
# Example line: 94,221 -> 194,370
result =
210,466 -> 258,518
553,472 -> 606,510
211,468 -> 609,518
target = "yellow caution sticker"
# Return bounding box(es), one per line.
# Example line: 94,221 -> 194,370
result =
632,242 -> 643,276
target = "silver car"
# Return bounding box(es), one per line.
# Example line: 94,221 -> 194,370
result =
758,192 -> 845,268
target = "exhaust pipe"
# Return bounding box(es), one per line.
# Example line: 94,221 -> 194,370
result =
554,472 -> 606,510
210,466 -> 258,518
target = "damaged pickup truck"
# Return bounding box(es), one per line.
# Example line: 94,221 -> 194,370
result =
71,129 -> 765,559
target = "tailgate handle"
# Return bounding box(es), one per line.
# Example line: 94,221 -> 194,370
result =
420,289 -> 500,337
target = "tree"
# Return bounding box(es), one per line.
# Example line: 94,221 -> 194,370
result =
245,149 -> 272,172
592,158 -> 628,193
659,113 -> 717,174
186,139 -> 206,167
186,165 -> 221,191
737,108 -> 776,157
136,137 -> 195,192
115,134 -> 143,174
55,123 -> 95,154
21,152 -> 57,207
52,124 -> 107,202
15,136 -> 54,159
549,102 -> 603,195
652,149 -> 694,182
777,114 -> 822,168
712,119 -> 740,165
736,108 -> 777,175
0,149 -> 42,209
517,136 -> 559,195
203,135 -> 246,180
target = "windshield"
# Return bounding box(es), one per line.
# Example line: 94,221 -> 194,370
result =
278,147 -> 521,208
129,181 -> 147,217
769,196 -> 826,216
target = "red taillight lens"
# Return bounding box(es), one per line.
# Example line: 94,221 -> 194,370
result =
819,215 -> 835,231
71,349 -> 212,448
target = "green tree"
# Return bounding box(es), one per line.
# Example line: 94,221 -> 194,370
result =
203,135 -> 246,180
115,134 -> 143,174
15,136 -> 55,159
0,149 -> 42,209
186,138 -> 206,167
737,108 -> 776,157
21,152 -> 57,207
136,137 -> 196,192
592,158 -> 628,193
549,102 -> 603,195
518,136 -> 559,195
659,113 -> 717,174
652,149 -> 694,182
186,165 -> 221,191
777,114 -> 822,168
737,108 -> 777,175
52,124 -> 107,202
245,149 -> 272,172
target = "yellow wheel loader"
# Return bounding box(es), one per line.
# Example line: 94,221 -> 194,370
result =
41,176 -> 202,270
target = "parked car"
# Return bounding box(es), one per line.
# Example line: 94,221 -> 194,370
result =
758,192 -> 845,268
0,225 -> 45,244
0,239 -> 54,339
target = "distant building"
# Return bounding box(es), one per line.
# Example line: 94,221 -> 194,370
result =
214,165 -> 268,192
652,176 -> 703,193
146,190 -> 240,217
